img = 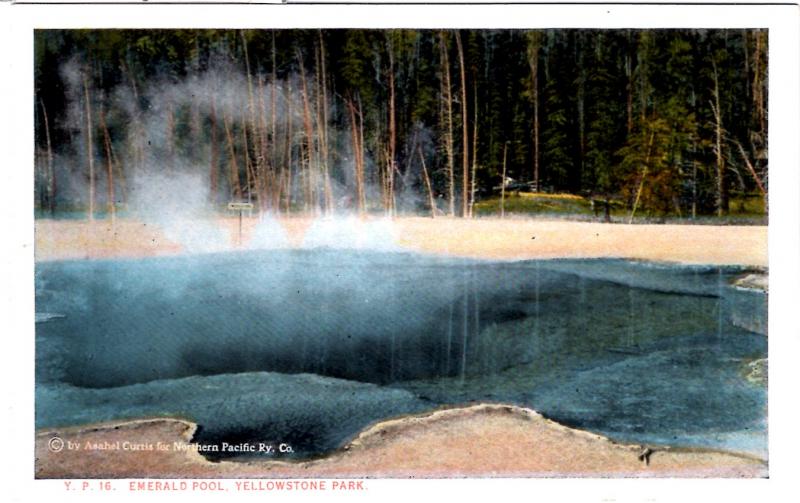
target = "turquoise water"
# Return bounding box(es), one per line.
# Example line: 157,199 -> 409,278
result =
35,250 -> 767,459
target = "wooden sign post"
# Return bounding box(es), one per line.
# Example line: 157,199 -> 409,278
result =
227,202 -> 254,246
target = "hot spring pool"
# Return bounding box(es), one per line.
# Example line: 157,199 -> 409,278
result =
35,249 -> 767,460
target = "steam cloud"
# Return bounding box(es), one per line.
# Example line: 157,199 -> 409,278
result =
46,50 -> 439,253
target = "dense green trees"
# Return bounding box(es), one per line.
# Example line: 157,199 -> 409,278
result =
34,29 -> 767,219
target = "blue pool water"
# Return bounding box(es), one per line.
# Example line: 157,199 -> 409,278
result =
35,250 -> 767,459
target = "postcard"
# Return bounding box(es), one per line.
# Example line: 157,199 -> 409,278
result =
3,2 -> 798,502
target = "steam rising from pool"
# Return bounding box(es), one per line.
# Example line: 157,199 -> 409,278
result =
129,172 -> 231,253
248,215 -> 290,250
302,217 -> 397,250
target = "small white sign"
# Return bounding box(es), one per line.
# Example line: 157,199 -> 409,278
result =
227,202 -> 254,211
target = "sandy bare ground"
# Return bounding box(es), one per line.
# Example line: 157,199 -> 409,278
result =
34,216 -> 767,266
395,217 -> 767,266
35,404 -> 766,479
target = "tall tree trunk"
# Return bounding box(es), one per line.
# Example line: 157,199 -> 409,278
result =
40,98 -> 56,215
501,141 -> 508,219
241,30 -> 261,211
111,129 -> 127,209
283,83 -> 293,213
357,96 -> 367,213
299,137 -> 310,213
743,30 -> 751,101
753,30 -> 767,139
297,50 -> 317,215
528,31 -> 541,192
692,157 -> 697,220
241,105 -> 255,205
469,77 -> 478,217
629,129 -> 656,223
256,75 -> 268,212
82,70 -> 95,222
36,150 -> 46,212
419,146 -> 436,218
270,31 -> 280,212
99,105 -> 116,224
380,148 -> 389,212
347,96 -> 367,216
387,34 -> 397,217
711,58 -> 727,216
638,35 -> 648,124
626,31 -> 634,135
120,58 -> 144,175
690,89 -> 697,219
209,95 -> 219,205
577,33 -> 586,188
347,98 -> 361,215
440,32 -> 455,217
733,139 -> 767,196
317,31 -> 333,215
222,111 -> 242,200
753,29 -> 768,212
455,31 -> 469,218
241,30 -> 256,133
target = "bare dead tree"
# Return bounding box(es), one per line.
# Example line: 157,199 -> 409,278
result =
39,98 -> 56,214
386,32 -> 397,217
501,141 -> 509,219
257,75 -> 271,213
733,138 -> 767,197
316,31 -> 334,215
241,30 -> 263,212
629,129 -> 656,223
690,88 -> 698,219
751,29 -> 768,202
419,146 -> 437,218
270,31 -> 281,212
357,96 -> 367,213
577,33 -> 587,187
36,149 -> 46,212
297,48 -> 317,214
439,32 -> 455,217
528,31 -> 541,192
120,58 -> 145,175
222,110 -> 242,200
455,30 -> 469,218
209,94 -> 219,205
99,103 -> 116,224
346,98 -> 360,214
283,82 -> 294,213
241,102 -> 256,205
469,77 -> 478,218
710,57 -> 727,216
625,30 -> 634,135
82,69 -> 95,222
753,30 -> 767,139
346,97 -> 367,216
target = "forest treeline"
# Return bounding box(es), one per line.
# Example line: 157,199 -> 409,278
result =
34,29 -> 768,219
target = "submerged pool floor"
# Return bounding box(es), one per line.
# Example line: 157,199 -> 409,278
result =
35,250 -> 767,459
